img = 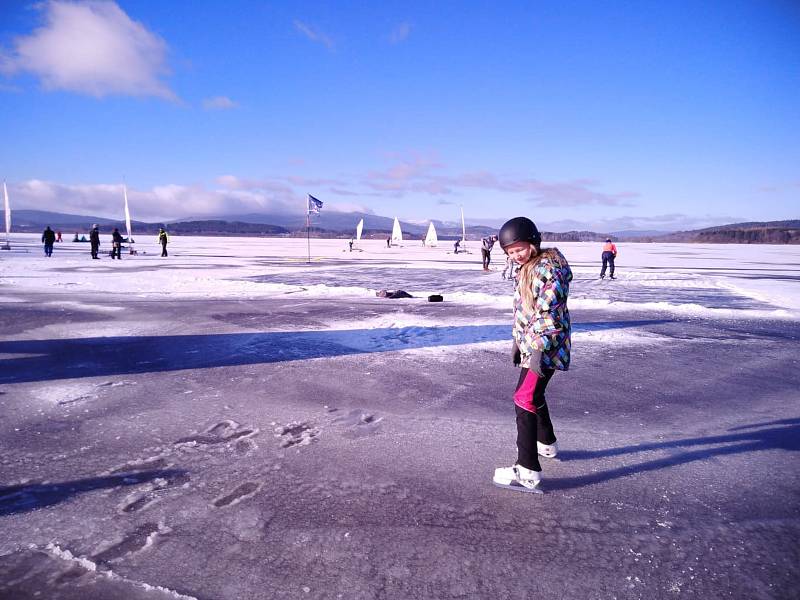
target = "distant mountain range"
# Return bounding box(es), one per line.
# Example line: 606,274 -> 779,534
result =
9,210 -> 800,244
10,209 -> 495,240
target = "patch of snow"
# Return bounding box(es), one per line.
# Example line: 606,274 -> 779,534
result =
568,298 -> 795,320
32,382 -> 97,405
45,300 -> 126,312
43,537 -> 196,599
572,329 -> 671,346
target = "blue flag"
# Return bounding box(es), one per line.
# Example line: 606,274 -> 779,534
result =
307,194 -> 323,214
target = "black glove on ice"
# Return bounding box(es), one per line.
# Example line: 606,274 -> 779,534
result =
511,341 -> 521,366
529,349 -> 545,378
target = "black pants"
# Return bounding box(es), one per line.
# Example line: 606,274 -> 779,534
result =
44,243 -> 53,257
481,249 -> 491,269
514,368 -> 556,471
112,244 -> 121,259
600,251 -> 615,277
90,242 -> 99,259
161,243 -> 168,257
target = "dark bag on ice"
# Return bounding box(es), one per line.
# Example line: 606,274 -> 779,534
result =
427,294 -> 443,302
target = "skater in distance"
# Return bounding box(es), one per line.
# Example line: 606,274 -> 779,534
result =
41,226 -> 56,257
89,224 -> 100,259
481,234 -> 498,270
493,216 -> 572,493
111,228 -> 123,259
600,237 -> 617,279
158,228 -> 169,257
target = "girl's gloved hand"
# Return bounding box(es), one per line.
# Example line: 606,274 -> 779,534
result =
511,341 -> 521,366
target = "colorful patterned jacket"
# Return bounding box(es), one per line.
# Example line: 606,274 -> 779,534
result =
512,248 -> 572,371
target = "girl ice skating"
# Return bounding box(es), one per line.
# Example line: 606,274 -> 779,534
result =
493,216 -> 572,493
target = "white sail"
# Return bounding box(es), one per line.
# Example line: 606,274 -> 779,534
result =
460,206 -> 466,243
391,217 -> 403,244
123,184 -> 133,242
424,221 -> 438,246
355,218 -> 363,241
3,182 -> 10,249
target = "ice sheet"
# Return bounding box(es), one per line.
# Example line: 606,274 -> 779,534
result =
2,234 -> 798,319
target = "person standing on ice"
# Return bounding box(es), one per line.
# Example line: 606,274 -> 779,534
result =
111,228 -> 123,259
41,226 -> 56,257
158,228 -> 169,257
501,254 -> 518,281
599,237 -> 617,279
493,216 -> 572,493
89,224 -> 101,259
481,234 -> 498,270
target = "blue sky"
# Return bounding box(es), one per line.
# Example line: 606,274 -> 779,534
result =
1,0 -> 798,231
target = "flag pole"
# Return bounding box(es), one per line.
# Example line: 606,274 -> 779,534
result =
306,194 -> 322,263
2,181 -> 10,250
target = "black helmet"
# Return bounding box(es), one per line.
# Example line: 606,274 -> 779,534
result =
498,217 -> 541,249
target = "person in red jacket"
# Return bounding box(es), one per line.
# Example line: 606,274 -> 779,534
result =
600,237 -> 617,279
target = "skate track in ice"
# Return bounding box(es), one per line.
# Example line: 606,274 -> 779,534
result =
1,234 -> 799,599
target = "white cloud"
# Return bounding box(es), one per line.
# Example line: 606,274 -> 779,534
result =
361,154 -> 638,206
216,175 -> 243,189
203,96 -> 237,110
10,180 -> 301,222
214,175 -> 297,196
293,20 -> 334,50
388,22 -> 411,44
0,1 -> 175,99
8,179 -> 748,233
325,202 -> 374,214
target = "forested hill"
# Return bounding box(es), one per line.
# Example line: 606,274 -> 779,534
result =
645,220 -> 800,244
539,221 -> 799,243
540,231 -> 610,242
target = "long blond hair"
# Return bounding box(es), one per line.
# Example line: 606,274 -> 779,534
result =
517,243 -> 562,310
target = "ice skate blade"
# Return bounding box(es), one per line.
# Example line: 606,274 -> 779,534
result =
493,481 -> 544,494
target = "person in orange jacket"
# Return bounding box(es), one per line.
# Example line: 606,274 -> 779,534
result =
600,237 -> 617,279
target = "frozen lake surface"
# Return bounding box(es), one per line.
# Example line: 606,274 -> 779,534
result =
1,234 -> 799,599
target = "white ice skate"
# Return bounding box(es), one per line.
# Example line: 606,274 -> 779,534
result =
537,441 -> 559,459
493,465 -> 543,494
